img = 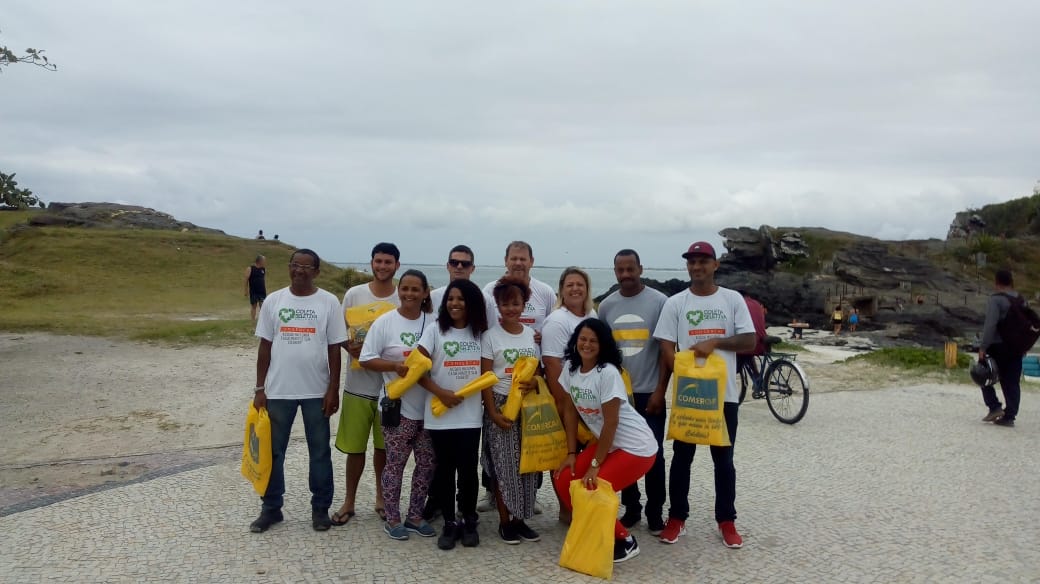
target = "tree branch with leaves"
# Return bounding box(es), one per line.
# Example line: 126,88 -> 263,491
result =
0,28 -> 57,73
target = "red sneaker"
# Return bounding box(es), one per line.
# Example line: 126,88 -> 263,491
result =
658,518 -> 686,544
718,521 -> 743,548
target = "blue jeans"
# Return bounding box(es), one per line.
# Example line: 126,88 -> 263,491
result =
668,402 -> 739,523
620,392 -> 667,522
261,398 -> 334,513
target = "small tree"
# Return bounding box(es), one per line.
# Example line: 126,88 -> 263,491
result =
0,29 -> 57,72
0,172 -> 43,209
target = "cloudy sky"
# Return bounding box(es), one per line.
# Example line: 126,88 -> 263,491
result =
3,1 -> 1038,268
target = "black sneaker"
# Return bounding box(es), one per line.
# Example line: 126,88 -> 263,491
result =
422,497 -> 440,522
498,521 -> 521,545
614,536 -> 640,563
647,517 -> 665,536
620,508 -> 641,529
249,509 -> 284,533
312,508 -> 333,532
512,519 -> 540,542
994,417 -> 1016,427
461,519 -> 480,547
983,408 -> 1004,422
437,521 -> 459,550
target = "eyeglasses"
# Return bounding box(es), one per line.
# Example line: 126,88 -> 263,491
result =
289,262 -> 317,271
448,259 -> 474,268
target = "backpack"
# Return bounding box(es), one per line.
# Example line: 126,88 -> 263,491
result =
995,293 -> 1040,355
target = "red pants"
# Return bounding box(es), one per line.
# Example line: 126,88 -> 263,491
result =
553,447 -> 655,539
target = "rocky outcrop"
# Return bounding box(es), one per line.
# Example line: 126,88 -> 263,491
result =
718,226 -> 810,271
29,203 -> 223,233
831,242 -> 972,292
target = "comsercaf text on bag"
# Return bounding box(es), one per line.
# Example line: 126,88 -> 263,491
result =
667,351 -> 731,446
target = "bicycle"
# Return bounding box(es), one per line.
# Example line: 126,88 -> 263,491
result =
737,337 -> 810,424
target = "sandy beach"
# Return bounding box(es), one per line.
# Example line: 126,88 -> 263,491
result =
0,330 -> 1004,514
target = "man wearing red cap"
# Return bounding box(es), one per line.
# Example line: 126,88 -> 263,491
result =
652,241 -> 755,549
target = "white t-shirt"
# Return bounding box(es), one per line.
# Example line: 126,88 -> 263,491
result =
418,325 -> 484,430
480,324 -> 540,396
558,363 -> 656,457
359,309 -> 433,421
342,284 -> 400,399
483,276 -> 557,332
255,287 -> 349,400
653,287 -> 755,403
430,284 -> 498,329
541,306 -> 598,359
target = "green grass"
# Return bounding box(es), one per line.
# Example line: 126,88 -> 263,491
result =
0,226 -> 369,344
847,347 -> 971,373
772,341 -> 806,353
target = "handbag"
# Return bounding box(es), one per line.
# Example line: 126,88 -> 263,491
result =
380,395 -> 401,428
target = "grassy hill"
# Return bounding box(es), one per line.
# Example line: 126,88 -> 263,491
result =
0,212 -> 368,345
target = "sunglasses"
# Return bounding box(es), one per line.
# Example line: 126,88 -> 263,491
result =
448,259 -> 474,268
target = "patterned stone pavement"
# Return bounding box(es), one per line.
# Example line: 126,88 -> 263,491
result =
2,382 -> 1038,583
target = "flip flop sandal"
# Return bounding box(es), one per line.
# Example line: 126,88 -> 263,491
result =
375,507 -> 387,521
330,510 -> 355,526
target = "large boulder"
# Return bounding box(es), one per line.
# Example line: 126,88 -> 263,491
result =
31,203 -> 224,233
831,242 -> 971,292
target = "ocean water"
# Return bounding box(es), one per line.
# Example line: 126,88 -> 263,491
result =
334,263 -> 688,298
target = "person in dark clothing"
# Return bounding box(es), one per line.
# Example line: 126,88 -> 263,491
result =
978,269 -> 1024,427
245,255 -> 267,321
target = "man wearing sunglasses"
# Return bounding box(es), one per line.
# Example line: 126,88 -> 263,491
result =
430,245 -> 497,324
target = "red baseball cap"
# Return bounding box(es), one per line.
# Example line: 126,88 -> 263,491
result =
682,241 -> 716,260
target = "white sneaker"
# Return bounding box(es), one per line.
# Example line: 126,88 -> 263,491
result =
476,491 -> 496,513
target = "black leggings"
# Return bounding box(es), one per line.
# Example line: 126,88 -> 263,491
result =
429,427 -> 481,522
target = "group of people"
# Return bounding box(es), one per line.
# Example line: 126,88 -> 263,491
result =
831,305 -> 859,334
248,238 -> 757,565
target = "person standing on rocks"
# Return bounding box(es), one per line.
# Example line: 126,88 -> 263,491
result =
653,241 -> 755,549
250,249 -> 348,533
245,255 -> 267,321
978,269 -> 1024,427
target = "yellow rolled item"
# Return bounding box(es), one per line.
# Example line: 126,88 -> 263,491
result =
431,371 -> 499,417
385,350 -> 433,399
501,355 -> 538,421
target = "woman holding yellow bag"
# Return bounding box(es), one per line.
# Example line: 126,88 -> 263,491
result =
359,269 -> 436,541
480,277 -> 542,545
415,279 -> 490,550
553,318 -> 657,564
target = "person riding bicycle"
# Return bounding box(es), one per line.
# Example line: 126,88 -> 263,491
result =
737,291 -> 768,389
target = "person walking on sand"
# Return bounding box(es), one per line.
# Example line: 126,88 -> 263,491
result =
978,269 -> 1025,427
653,241 -> 755,549
249,249 -> 347,533
332,242 -> 401,526
832,305 -> 843,335
245,255 -> 267,321
849,308 -> 859,333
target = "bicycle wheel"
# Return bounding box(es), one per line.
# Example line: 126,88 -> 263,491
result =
764,359 -> 809,424
738,362 -> 751,404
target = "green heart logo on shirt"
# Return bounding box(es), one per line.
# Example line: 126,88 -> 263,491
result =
504,348 -> 520,364
444,341 -> 461,357
278,308 -> 295,323
686,310 -> 704,327
400,332 -> 418,346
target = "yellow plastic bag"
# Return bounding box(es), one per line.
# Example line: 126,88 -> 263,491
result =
431,370 -> 499,417
385,349 -> 433,399
345,301 -> 397,369
519,377 -> 568,473
240,403 -> 272,496
620,367 -> 635,406
559,477 -> 618,580
667,351 -> 730,446
576,420 -> 597,446
501,355 -> 538,421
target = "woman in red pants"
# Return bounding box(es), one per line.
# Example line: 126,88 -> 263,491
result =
553,318 -> 657,563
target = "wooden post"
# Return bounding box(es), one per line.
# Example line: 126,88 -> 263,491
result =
944,342 -> 958,369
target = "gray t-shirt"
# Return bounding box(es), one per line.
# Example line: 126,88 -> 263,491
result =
598,286 -> 668,393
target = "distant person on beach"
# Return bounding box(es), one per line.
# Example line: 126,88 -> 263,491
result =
333,242 -> 401,526
273,234 -> 279,241
256,230 -> 266,240
597,249 -> 668,535
245,255 -> 267,321
249,248 -> 347,533
978,269 -> 1024,427
849,308 -> 859,333
832,305 -> 843,334
653,241 -> 755,549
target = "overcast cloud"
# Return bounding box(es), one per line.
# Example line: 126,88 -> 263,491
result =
3,1 -> 1038,268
